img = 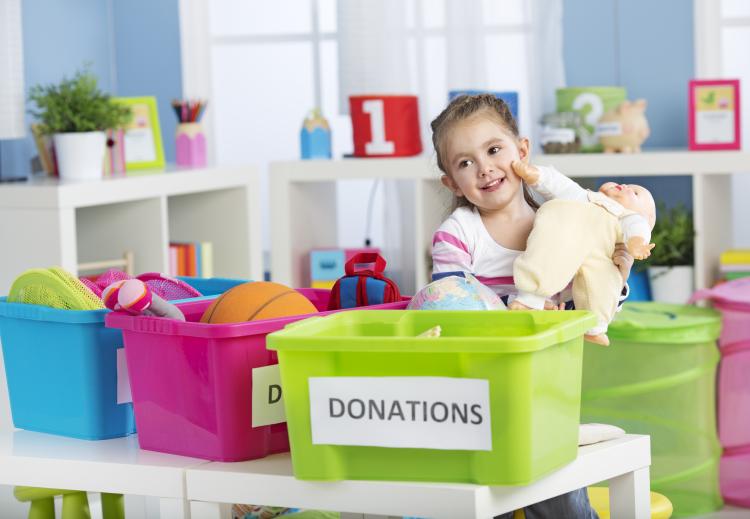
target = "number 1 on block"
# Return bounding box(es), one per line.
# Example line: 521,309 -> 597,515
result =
363,99 -> 395,155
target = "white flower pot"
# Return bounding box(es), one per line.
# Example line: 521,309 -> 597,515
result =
648,266 -> 694,304
53,131 -> 106,181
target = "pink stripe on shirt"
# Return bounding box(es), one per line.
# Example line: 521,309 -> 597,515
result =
433,231 -> 469,254
475,275 -> 515,286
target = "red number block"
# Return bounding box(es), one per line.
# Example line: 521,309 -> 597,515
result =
349,95 -> 422,157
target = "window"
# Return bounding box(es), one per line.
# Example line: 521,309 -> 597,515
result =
185,0 -> 535,254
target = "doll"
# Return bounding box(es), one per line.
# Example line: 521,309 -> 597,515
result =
508,161 -> 656,346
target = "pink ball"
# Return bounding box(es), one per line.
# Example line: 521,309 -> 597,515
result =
102,280 -> 127,310
117,279 -> 153,314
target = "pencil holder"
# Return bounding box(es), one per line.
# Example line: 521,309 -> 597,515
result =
175,122 -> 207,168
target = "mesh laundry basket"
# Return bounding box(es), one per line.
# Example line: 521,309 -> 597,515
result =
581,302 -> 722,517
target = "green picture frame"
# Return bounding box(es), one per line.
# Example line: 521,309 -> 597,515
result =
113,96 -> 166,170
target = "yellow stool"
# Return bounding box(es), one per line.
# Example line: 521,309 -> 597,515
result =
587,487 -> 673,519
13,487 -> 125,519
511,487 -> 672,519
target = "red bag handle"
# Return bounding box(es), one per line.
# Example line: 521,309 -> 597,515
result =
345,253 -> 386,276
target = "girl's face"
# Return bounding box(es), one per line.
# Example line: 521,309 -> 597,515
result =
441,114 -> 529,214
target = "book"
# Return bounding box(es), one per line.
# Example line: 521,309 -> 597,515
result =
31,124 -> 57,176
201,242 -> 213,278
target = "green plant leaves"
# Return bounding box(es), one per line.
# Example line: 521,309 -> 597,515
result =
28,68 -> 132,135
638,201 -> 694,270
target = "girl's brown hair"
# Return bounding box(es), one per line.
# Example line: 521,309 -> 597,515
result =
430,93 -> 539,211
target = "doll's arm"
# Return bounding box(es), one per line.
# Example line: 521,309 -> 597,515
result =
622,214 -> 655,260
511,161 -> 587,202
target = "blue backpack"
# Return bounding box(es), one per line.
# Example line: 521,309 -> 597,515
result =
327,253 -> 401,310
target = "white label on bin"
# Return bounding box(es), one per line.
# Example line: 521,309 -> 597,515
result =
252,364 -> 286,427
116,347 -> 132,404
308,377 -> 492,451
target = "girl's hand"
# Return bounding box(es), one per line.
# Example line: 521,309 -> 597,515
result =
543,300 -> 566,310
613,242 -> 634,283
511,160 -> 541,185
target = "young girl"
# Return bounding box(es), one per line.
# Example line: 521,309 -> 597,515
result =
430,93 -> 632,308
430,94 -> 632,519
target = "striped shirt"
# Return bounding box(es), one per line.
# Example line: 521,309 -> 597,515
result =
432,205 -> 531,301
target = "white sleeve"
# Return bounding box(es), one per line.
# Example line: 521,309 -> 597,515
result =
621,214 -> 652,244
431,211 -> 473,276
530,165 -> 588,202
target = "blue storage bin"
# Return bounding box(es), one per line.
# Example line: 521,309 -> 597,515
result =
0,299 -> 132,440
310,250 -> 345,281
0,276 -> 246,439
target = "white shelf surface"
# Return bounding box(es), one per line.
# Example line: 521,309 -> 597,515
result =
185,435 -> 651,519
0,430 -> 204,500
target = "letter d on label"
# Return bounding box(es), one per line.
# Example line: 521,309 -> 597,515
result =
330,398 -> 345,418
268,384 -> 282,404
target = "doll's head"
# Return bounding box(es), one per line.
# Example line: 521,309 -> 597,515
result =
599,182 -> 656,228
430,94 -> 539,212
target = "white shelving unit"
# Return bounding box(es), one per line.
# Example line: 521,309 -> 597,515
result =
270,150 -> 750,294
0,166 -> 263,292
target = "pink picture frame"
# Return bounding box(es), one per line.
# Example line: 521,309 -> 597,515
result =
689,79 -> 741,150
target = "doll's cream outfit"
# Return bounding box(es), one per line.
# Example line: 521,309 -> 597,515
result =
513,166 -> 651,336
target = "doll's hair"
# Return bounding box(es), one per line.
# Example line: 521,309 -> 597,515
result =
430,93 -> 539,211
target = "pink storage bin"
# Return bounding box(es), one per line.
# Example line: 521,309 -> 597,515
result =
691,279 -> 750,507
105,288 -> 409,462
720,448 -> 750,508
691,279 -> 750,349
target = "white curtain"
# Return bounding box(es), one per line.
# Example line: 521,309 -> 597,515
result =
337,0 -> 565,291
337,0 -> 413,114
0,0 -> 25,140
528,0 -> 566,148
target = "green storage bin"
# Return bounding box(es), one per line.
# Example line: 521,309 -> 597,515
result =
268,309 -> 596,485
556,86 -> 627,152
581,303 -> 722,517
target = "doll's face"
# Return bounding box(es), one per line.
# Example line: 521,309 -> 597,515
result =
599,182 -> 656,228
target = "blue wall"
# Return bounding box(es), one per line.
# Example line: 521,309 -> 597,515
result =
113,0 -> 182,163
563,0 -> 694,210
0,0 -> 181,179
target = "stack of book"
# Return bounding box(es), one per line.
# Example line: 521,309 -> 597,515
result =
720,249 -> 750,281
169,241 -> 213,277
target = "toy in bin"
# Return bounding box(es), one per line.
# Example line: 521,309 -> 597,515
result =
200,281 -> 317,323
327,253 -> 401,310
102,279 -> 185,320
407,273 -> 506,311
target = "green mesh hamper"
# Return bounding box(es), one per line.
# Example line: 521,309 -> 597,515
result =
581,302 -> 723,517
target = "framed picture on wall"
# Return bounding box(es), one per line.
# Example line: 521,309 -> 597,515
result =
688,79 -> 741,150
114,96 -> 166,169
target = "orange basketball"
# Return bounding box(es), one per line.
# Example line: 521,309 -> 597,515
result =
200,281 -> 318,324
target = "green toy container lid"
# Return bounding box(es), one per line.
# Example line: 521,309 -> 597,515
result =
608,302 -> 721,344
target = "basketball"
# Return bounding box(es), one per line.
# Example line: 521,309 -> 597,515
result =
200,281 -> 317,324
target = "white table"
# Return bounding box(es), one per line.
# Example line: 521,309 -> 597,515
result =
186,434 -> 651,519
0,430 -> 206,518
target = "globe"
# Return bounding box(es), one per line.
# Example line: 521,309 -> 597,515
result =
407,273 -> 507,311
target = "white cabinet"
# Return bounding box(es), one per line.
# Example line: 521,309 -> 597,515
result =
0,166 -> 263,292
270,151 -> 750,294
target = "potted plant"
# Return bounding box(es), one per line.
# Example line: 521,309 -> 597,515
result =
640,202 -> 695,304
29,68 -> 131,181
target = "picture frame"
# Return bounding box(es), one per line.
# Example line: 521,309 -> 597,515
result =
688,79 -> 741,151
113,96 -> 166,170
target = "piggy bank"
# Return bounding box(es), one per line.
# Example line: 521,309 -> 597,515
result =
596,99 -> 650,153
